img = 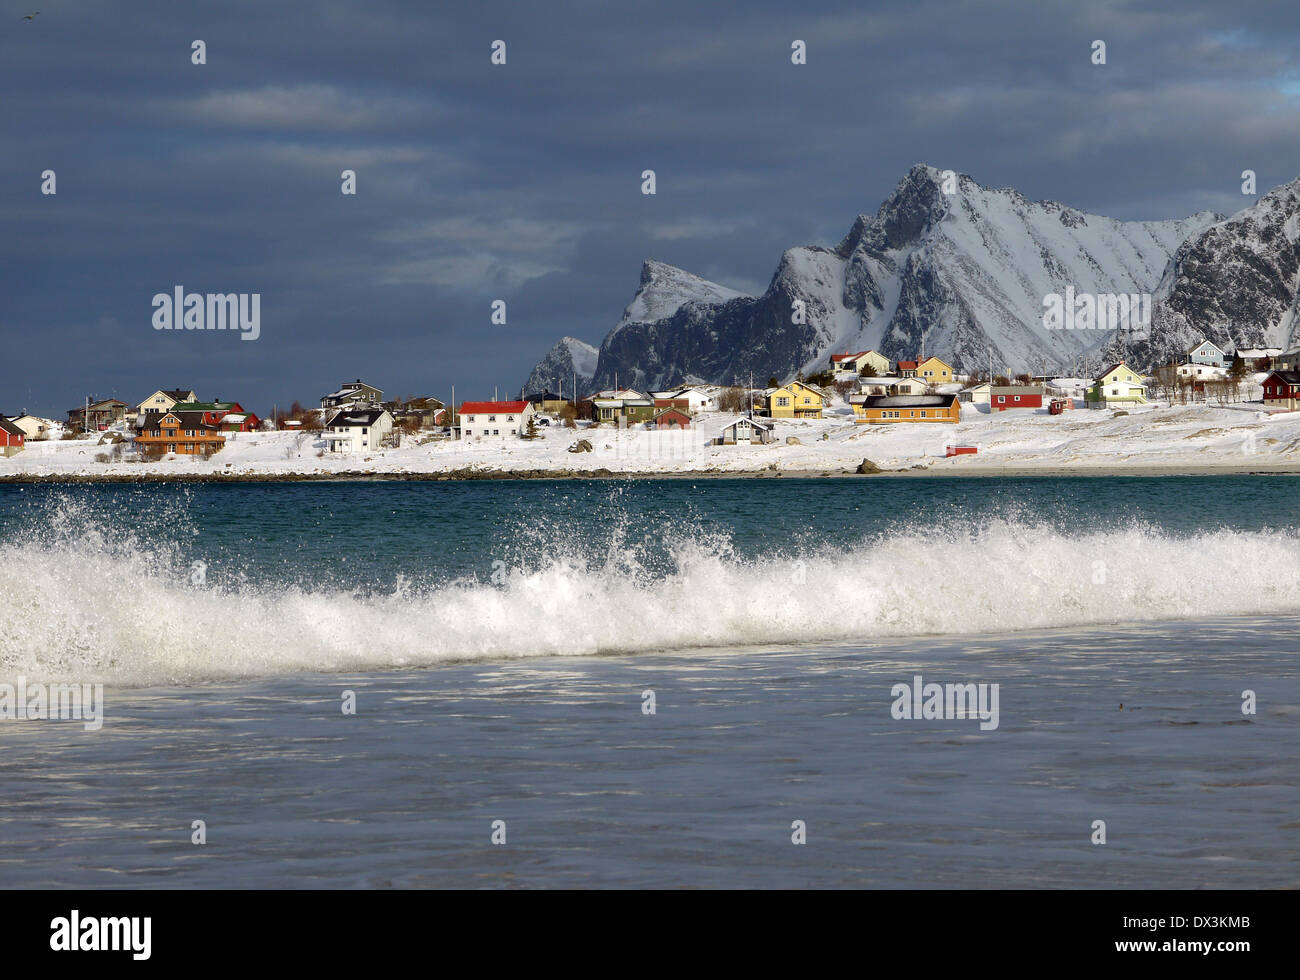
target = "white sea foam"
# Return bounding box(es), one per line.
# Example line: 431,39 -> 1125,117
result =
3,502 -> 1300,687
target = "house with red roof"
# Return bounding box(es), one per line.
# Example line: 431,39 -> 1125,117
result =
458,400 -> 536,440
830,350 -> 891,376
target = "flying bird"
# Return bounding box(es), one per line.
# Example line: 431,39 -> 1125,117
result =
23,11 -> 40,19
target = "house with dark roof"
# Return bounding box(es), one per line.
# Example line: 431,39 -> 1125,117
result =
136,388 -> 198,417
0,416 -> 25,456
850,393 -> 962,424
65,399 -> 129,430
1262,370 -> 1300,411
716,416 -> 774,445
321,380 -> 383,411
135,410 -> 226,457
323,407 -> 394,452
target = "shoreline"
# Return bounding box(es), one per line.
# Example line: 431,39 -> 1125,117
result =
3,460 -> 1300,483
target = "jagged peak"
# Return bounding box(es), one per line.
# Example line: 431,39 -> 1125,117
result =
618,258 -> 746,330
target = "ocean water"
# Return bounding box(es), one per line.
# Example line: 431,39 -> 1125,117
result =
1,476 -> 1298,887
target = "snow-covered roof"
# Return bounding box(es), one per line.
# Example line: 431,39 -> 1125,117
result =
325,408 -> 389,427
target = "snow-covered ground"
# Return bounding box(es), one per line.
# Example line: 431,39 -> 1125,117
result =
5,401 -> 1300,478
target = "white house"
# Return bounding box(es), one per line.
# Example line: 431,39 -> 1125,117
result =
716,416 -> 774,445
650,385 -> 721,413
323,407 -> 394,452
458,400 -> 536,440
1176,361 -> 1227,380
6,414 -> 60,440
957,382 -> 991,405
861,376 -> 929,397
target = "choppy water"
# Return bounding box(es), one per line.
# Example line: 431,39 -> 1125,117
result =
1,477 -> 1297,886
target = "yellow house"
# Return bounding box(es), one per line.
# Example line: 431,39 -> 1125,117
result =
832,350 -> 892,376
916,357 -> 954,385
1085,361 -> 1148,408
766,380 -> 827,418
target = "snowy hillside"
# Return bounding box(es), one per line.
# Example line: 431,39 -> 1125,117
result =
523,336 -> 600,398
1128,174 -> 1300,367
546,165 -> 1225,389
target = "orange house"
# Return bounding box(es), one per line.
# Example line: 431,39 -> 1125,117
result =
852,393 -> 962,424
135,410 -> 226,457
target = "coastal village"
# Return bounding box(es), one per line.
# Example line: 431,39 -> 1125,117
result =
3,340 -> 1300,476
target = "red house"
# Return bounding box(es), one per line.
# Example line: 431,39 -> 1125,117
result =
0,417 -> 25,456
219,411 -> 262,432
653,407 -> 692,429
990,386 -> 1045,411
1262,371 -> 1300,411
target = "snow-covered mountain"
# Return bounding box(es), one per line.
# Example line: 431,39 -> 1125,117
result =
523,336 -> 599,397
524,164 -> 1241,390
1122,176 -> 1300,367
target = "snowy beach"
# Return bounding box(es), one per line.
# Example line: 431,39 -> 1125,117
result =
5,401 -> 1299,481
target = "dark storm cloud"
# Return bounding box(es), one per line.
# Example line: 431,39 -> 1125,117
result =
2,0 -> 1299,415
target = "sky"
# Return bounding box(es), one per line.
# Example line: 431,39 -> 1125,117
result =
3,0 -> 1300,418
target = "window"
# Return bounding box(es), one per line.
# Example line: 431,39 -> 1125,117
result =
167,444 -> 176,453
488,415 -> 497,422
165,429 -> 176,437
507,415 -> 515,421
920,411 -> 927,418
361,428 -> 368,434
777,397 -> 789,407
492,429 -> 500,436
151,429 -> 160,437
997,396 -> 1005,403
1014,396 -> 1020,402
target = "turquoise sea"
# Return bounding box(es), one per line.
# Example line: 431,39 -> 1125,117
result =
1,476 -> 1297,887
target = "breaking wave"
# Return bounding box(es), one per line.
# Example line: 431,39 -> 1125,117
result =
3,492 -> 1300,687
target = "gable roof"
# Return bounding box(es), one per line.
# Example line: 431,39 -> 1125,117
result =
858,394 -> 958,409
174,401 -> 240,412
1095,362 -> 1141,380
459,400 -> 530,415
897,360 -> 919,370
325,408 -> 391,427
723,416 -> 773,430
0,417 -> 24,437
156,410 -> 222,429
1264,370 -> 1300,386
